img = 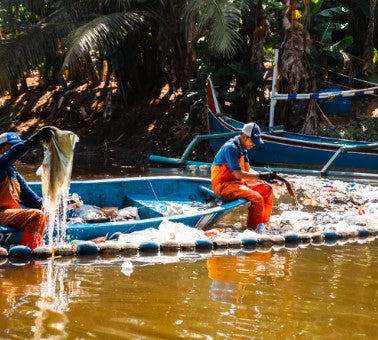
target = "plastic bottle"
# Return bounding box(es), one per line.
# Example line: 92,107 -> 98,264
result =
343,213 -> 356,225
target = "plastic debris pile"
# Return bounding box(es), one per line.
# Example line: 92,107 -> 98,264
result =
66,194 -> 213,224
67,204 -> 140,224
267,176 -> 378,235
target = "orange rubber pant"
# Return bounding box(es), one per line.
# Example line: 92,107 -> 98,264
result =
0,209 -> 46,249
215,181 -> 273,228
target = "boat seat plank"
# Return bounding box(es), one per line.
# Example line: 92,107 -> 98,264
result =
123,196 -> 164,219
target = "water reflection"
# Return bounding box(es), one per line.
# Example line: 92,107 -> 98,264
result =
0,242 -> 377,338
0,261 -> 73,339
33,262 -> 71,339
207,249 -> 295,323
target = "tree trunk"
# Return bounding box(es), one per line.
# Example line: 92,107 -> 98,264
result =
85,54 -> 98,87
279,0 -> 316,130
10,82 -> 19,98
59,73 -> 68,91
362,0 -> 378,76
104,60 -> 112,88
19,76 -> 28,92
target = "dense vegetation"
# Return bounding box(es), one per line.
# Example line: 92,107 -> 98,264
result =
0,0 -> 377,140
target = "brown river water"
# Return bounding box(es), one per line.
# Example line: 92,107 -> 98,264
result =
0,163 -> 377,339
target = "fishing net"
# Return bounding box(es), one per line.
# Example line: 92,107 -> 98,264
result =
37,127 -> 79,245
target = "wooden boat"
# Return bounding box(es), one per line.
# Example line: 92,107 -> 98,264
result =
207,79 -> 378,173
0,176 -> 246,247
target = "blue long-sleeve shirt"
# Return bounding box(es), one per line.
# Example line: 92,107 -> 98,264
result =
0,138 -> 42,209
213,136 -> 249,171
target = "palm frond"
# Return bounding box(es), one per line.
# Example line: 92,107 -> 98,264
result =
0,20 -> 74,93
62,11 -> 147,77
59,0 -> 99,21
104,0 -> 136,12
184,0 -> 242,59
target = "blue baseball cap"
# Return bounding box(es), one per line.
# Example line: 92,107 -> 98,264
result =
0,132 -> 22,145
241,122 -> 264,146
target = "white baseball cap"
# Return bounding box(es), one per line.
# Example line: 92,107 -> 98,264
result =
241,123 -> 264,146
0,132 -> 22,145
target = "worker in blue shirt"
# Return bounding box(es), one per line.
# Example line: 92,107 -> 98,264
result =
0,128 -> 52,249
211,122 -> 277,232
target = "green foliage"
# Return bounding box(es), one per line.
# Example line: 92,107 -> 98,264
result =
0,0 -> 376,132
62,12 -> 146,76
182,60 -> 265,126
310,3 -> 353,50
184,0 -> 243,59
320,116 -> 378,142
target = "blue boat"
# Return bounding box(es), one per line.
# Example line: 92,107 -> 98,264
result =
207,79 -> 378,173
0,176 -> 246,247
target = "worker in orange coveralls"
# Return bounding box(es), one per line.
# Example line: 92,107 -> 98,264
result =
211,122 -> 277,233
0,128 -> 53,249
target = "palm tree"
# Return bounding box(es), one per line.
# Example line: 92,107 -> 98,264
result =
0,0 -> 147,99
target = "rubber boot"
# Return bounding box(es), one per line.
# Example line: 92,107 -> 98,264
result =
20,232 -> 42,250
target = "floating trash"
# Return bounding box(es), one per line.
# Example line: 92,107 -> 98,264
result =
121,260 -> 133,277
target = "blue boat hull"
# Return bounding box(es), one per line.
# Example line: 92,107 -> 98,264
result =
0,176 -> 246,247
208,110 -> 378,172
